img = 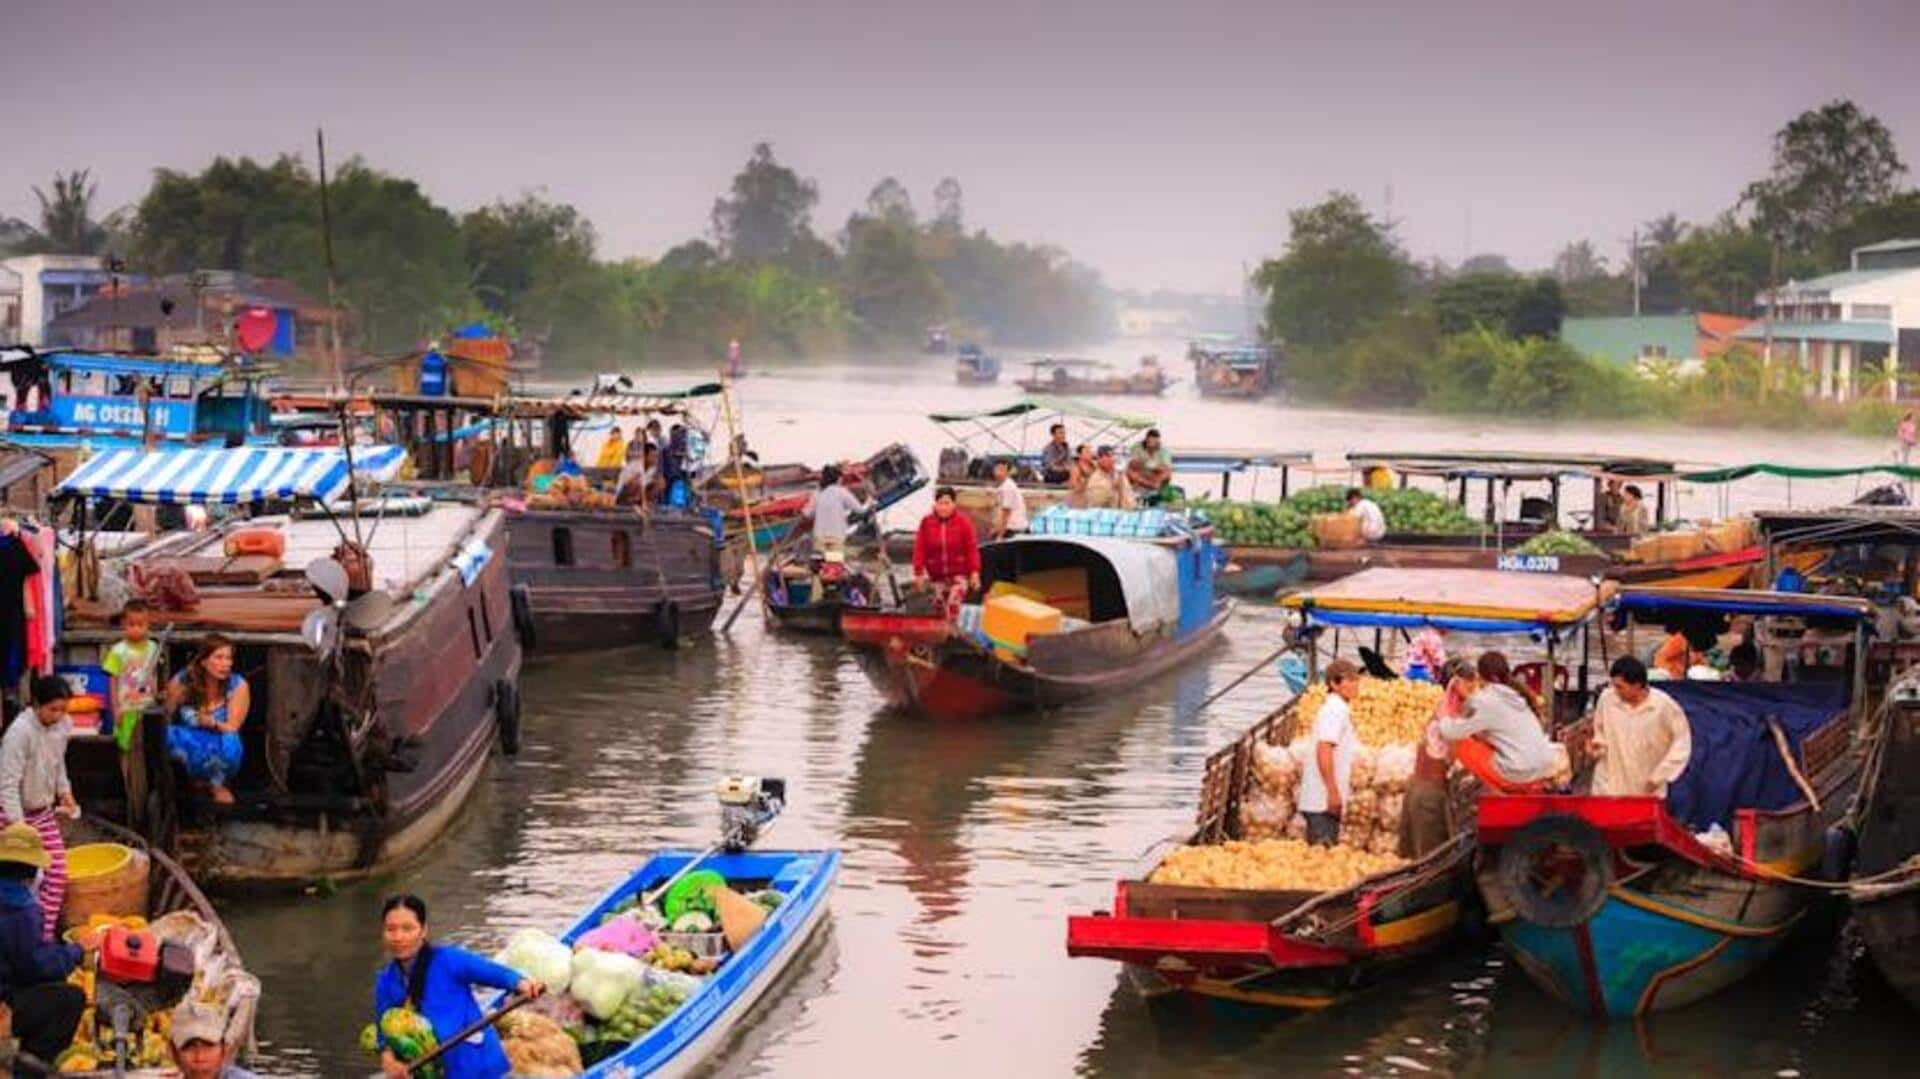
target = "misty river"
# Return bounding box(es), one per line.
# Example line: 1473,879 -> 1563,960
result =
222,348 -> 1920,1076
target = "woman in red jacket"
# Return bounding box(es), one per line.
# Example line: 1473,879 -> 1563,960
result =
912,487 -> 981,609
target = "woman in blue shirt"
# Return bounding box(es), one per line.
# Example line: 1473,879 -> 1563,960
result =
164,635 -> 249,805
375,895 -> 543,1078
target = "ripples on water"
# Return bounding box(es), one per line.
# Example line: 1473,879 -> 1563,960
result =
221,356 -> 1920,1075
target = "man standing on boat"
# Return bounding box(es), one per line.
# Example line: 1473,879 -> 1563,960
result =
1346,488 -> 1387,544
1589,656 -> 1692,797
1300,660 -> 1361,847
803,465 -> 869,554
991,459 -> 1029,540
1126,428 -> 1176,505
1084,447 -> 1137,509
1040,423 -> 1073,484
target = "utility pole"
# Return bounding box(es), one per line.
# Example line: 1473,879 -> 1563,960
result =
1630,227 -> 1641,317
316,127 -> 343,387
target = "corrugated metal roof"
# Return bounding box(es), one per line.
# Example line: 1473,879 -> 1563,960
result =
1561,315 -> 1697,365
1733,320 -> 1896,345
1769,267 -> 1912,295
1851,238 -> 1920,254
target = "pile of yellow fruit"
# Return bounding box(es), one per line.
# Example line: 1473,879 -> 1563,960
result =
1149,838 -> 1406,892
1295,677 -> 1443,747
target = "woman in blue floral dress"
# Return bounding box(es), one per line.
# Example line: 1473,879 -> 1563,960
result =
164,634 -> 250,805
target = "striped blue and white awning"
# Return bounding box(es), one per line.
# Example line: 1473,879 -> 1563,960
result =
55,445 -> 408,505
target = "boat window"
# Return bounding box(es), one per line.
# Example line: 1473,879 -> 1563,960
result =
612,529 -> 631,568
467,607 -> 482,660
480,594 -> 494,642
552,526 -> 575,566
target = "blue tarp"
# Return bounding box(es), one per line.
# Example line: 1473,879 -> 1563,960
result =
1616,592 -> 1868,621
1661,681 -> 1844,831
1302,609 -> 1565,636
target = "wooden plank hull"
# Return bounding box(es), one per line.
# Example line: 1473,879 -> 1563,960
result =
1851,698 -> 1920,1010
1854,880 -> 1920,1011
851,602 -> 1232,719
507,507 -> 724,651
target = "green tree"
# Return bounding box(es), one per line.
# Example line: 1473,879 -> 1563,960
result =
932,177 -> 964,231
841,213 -> 943,339
29,169 -> 109,254
1254,192 -> 1409,353
1432,273 -> 1525,335
1552,240 -> 1607,284
1743,99 -> 1908,251
461,192 -> 596,316
863,177 -> 916,226
709,142 -> 822,266
1459,253 -> 1513,276
312,160 -> 473,353
1663,216 -> 1776,315
1506,277 -> 1565,340
1819,191 -> 1920,266
131,155 -> 317,273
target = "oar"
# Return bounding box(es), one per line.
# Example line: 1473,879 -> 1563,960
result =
394,993 -> 534,1077
719,521 -> 808,634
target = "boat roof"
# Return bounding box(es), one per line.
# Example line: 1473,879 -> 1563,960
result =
18,350 -> 272,383
1175,447 -> 1313,471
986,533 -> 1183,633
1345,449 -> 1686,482
1755,506 -> 1920,546
1282,567 -> 1612,632
1613,585 -> 1875,621
1679,461 -> 1920,484
1190,345 -> 1274,369
55,445 -> 407,505
927,395 -> 1152,427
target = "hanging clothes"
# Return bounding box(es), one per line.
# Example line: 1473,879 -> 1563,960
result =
0,534 -> 38,690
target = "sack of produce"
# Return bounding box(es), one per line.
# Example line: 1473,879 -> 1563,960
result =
1251,740 -> 1301,796
570,948 -> 646,1020
1311,512 -> 1363,549
1367,829 -> 1402,858
496,929 -> 574,994
575,917 -> 657,961
1373,744 -> 1416,795
1375,792 -> 1407,839
1283,813 -> 1307,841
1237,788 -> 1293,840
498,1009 -> 584,1078
1298,679 -> 1444,747
1149,838 -> 1406,892
1347,748 -> 1378,794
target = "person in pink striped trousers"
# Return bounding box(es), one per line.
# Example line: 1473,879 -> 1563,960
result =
0,676 -> 78,941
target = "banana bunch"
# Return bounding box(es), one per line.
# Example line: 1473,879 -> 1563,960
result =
1149,838 -> 1406,892
1296,677 -> 1443,747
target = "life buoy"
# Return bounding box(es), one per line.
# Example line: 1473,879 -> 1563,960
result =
1495,814 -> 1613,928
509,584 -> 537,650
494,679 -> 521,756
223,527 -> 286,559
656,601 -> 681,650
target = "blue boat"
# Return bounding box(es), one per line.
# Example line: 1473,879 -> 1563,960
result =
954,342 -> 1000,385
1,348 -> 279,449
1476,586 -> 1872,1017
541,848 -> 840,1076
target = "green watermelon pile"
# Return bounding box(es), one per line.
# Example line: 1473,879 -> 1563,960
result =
1191,485 -> 1481,548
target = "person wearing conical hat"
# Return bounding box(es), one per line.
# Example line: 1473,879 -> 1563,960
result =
0,821 -> 87,1063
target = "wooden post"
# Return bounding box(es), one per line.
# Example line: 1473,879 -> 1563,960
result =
316,128 -> 343,388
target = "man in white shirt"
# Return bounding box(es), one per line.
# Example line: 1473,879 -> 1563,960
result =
1347,487 -> 1388,543
1298,659 -> 1362,846
1590,656 -> 1692,796
803,464 -> 869,550
991,459 -> 1029,540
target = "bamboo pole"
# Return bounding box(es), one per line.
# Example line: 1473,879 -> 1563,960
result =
717,376 -> 767,633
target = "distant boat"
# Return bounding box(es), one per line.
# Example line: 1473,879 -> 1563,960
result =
923,325 -> 951,354
1014,355 -> 1170,397
954,343 -> 1000,385
1191,342 -> 1281,399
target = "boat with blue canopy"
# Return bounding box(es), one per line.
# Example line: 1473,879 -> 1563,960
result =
845,506 -> 1231,719
51,443 -> 521,890
0,348 -> 279,450
1476,584 -> 1872,1017
953,342 -> 1000,385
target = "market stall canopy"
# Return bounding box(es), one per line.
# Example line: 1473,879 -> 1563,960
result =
55,445 -> 407,505
1678,461 -> 1920,484
927,395 -> 1152,428
983,533 -> 1181,633
1282,567 -> 1612,633
1755,507 -> 1920,547
16,350 -> 275,385
1173,448 -> 1314,473
1613,585 -> 1875,622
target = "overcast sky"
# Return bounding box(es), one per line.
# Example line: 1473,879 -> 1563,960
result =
5,1 -> 1917,293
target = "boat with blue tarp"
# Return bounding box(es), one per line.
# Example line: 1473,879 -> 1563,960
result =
1069,568 -> 1610,1010
52,443 -> 521,890
954,342 -> 1001,385
844,506 -> 1231,719
1476,585 -> 1872,1017
0,347 -> 279,450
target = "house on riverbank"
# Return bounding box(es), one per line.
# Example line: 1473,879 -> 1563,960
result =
45,270 -> 339,366
0,254 -> 126,346
1734,238 -> 1920,402
1562,312 -> 1751,373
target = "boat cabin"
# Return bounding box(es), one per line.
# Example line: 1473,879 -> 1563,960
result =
1190,342 -> 1280,398
0,349 -> 276,449
1014,356 -> 1169,396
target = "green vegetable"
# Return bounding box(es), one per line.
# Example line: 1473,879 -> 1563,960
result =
374,1008 -> 441,1079
1513,531 -> 1603,557
1193,485 -> 1482,549
670,911 -> 715,933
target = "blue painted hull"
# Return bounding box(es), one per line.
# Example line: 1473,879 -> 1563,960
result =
538,848 -> 840,1077
1496,888 -> 1798,1018
3,431 -> 280,451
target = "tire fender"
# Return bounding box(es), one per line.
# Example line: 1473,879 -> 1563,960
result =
494,679 -> 521,757
509,584 -> 537,651
1495,813 -> 1613,928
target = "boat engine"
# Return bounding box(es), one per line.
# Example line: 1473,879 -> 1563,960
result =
717,776 -> 785,852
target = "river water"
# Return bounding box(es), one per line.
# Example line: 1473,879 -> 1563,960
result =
223,350 -> 1920,1076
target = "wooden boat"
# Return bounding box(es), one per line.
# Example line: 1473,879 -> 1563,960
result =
1853,670 -> 1920,1009
713,443 -> 928,558
761,552 -> 882,637
954,343 -> 1001,385
1190,342 -> 1279,399
1476,586 -> 1872,1017
1070,568 -> 1610,1009
0,348 -> 280,451
1014,357 -> 1171,397
54,816 -> 260,1069
54,445 -> 521,890
539,847 -> 839,1077
845,509 -> 1232,719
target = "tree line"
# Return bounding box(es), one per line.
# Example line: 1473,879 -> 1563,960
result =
1256,99 -> 1919,430
1,144 -> 1114,369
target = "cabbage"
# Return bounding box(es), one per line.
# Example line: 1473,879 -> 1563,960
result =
570,947 -> 645,1020
496,929 -> 573,994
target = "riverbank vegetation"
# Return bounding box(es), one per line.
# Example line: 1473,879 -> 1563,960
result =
1256,100 -> 1920,432
2,143 -> 1112,371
